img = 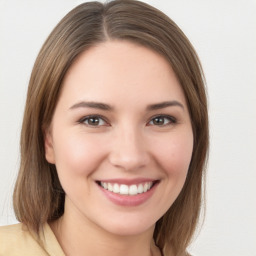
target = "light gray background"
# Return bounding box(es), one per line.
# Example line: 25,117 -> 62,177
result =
0,0 -> 255,255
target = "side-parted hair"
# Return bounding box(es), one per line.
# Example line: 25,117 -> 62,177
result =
13,1 -> 208,255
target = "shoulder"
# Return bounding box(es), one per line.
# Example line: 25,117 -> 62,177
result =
0,223 -> 29,246
0,223 -> 48,256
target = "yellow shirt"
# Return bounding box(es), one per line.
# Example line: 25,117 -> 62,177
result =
0,223 -> 65,256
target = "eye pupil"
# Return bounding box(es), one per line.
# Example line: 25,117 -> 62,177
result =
153,117 -> 164,125
88,117 -> 99,125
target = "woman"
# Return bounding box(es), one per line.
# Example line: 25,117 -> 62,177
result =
0,1 -> 208,255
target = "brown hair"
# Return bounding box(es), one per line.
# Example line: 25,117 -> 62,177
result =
13,1 -> 208,255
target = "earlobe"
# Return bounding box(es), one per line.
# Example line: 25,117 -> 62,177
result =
44,130 -> 56,164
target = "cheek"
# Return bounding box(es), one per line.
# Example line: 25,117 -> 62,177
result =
152,132 -> 193,177
53,132 -> 107,178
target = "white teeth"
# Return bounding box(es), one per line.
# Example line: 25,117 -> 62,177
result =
138,184 -> 144,193
107,183 -> 113,192
143,183 -> 148,192
120,184 -> 129,195
113,183 -> 119,193
129,185 -> 137,195
100,181 -> 153,196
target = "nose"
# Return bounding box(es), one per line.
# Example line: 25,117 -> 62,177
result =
108,127 -> 150,172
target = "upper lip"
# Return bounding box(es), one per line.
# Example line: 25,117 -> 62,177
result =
96,178 -> 159,185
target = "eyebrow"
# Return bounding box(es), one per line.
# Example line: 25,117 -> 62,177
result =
146,101 -> 184,111
69,101 -> 113,111
69,100 -> 184,111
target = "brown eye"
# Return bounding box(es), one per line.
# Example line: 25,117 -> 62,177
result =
80,115 -> 107,127
149,115 -> 176,126
88,117 -> 100,125
152,117 -> 165,125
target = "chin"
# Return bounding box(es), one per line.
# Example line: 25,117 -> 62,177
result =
95,214 -> 157,237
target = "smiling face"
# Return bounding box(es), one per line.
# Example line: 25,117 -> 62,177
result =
45,41 -> 193,236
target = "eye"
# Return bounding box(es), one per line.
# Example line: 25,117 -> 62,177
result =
148,115 -> 176,126
79,115 -> 108,127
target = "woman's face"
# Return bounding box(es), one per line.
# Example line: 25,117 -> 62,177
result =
45,41 -> 193,236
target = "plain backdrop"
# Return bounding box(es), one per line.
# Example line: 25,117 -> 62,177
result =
0,0 -> 255,255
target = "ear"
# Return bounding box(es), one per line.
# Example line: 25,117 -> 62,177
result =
44,128 -> 56,164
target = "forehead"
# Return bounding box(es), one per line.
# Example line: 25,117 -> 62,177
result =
60,40 -> 186,108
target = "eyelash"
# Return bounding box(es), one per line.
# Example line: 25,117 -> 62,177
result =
78,115 -> 109,127
147,115 -> 177,126
78,114 -> 176,127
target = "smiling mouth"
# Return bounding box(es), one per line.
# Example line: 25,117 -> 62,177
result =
96,181 -> 159,196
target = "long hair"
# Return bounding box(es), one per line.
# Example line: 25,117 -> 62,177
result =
13,1 -> 208,255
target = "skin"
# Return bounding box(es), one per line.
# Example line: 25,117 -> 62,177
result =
45,41 -> 193,256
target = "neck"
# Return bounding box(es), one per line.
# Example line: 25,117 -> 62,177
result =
50,205 -> 160,256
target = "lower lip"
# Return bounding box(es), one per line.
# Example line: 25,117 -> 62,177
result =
98,183 -> 158,207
